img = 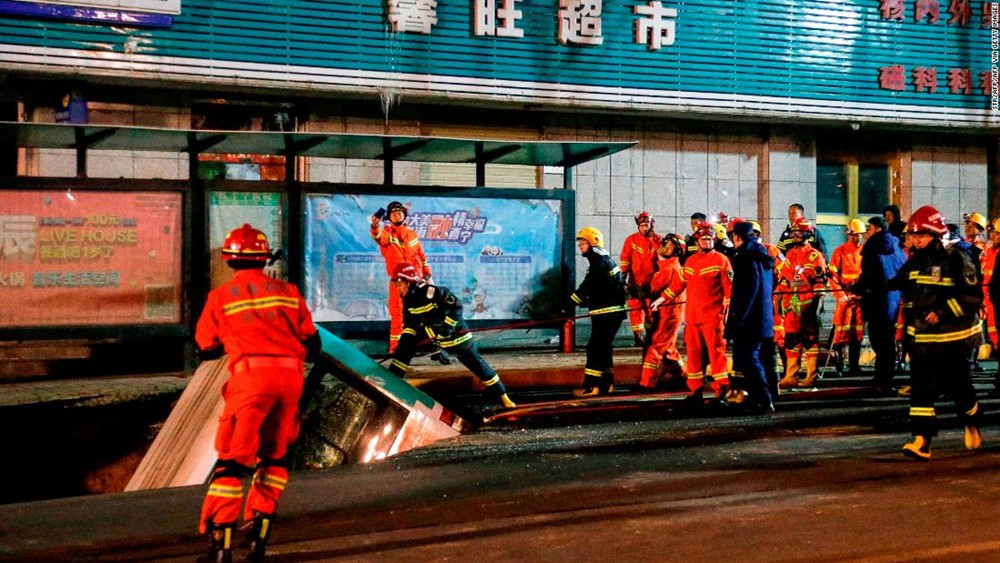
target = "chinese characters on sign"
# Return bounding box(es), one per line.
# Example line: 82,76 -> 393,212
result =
389,0 -> 680,49
410,210 -> 489,244
474,0 -> 524,37
0,191 -> 183,328
558,0 -> 604,45
877,1 -> 993,96
879,65 -> 992,95
879,0 -> 991,25
387,0 -> 438,34
634,1 -> 678,50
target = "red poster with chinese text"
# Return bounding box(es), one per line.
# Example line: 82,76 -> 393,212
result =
0,190 -> 183,327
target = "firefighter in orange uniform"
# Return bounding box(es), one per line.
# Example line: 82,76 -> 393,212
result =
620,211 -> 662,346
371,201 -> 433,353
777,217 -> 828,389
195,224 -> 319,562
642,233 -> 686,388
664,222 -> 733,400
829,219 -> 866,378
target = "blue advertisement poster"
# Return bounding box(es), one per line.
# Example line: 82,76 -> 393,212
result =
305,194 -> 563,323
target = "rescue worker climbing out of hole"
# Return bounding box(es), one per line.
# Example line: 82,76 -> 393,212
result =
571,226 -> 628,397
195,223 -> 320,562
386,263 -> 516,408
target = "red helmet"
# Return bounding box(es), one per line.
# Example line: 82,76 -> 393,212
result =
635,211 -> 654,226
790,217 -> 814,233
908,205 -> 948,236
694,221 -> 715,239
391,263 -> 423,283
726,217 -> 746,233
221,224 -> 271,263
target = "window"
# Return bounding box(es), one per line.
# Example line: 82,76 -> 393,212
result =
816,161 -> 892,244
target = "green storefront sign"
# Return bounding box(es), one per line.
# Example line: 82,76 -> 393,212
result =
0,0 -> 993,126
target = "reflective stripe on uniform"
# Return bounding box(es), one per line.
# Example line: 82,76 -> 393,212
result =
908,272 -> 955,286
946,298 -> 962,317
584,368 -> 603,377
906,322 -> 983,343
401,328 -> 417,336
590,305 -> 626,315
483,375 -> 500,386
909,406 -> 936,417
391,359 -> 409,371
207,484 -> 243,499
608,266 -> 621,276
223,296 -> 300,316
444,316 -> 458,326
408,303 -> 437,314
439,333 -> 473,348
571,293 -> 583,304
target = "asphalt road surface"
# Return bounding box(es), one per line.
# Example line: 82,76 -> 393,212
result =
4,390 -> 1000,562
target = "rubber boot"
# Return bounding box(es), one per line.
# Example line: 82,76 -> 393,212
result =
500,393 -> 517,408
200,523 -> 234,563
902,435 -> 932,461
778,352 -> 801,389
573,369 -> 605,397
244,513 -> 273,562
799,350 -> 821,387
633,331 -> 646,347
847,339 -> 862,378
601,369 -> 616,395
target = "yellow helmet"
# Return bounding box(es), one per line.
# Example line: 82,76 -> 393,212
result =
990,218 -> 1000,232
749,220 -> 762,234
576,226 -> 604,248
846,219 -> 866,235
713,223 -> 727,240
966,212 -> 988,230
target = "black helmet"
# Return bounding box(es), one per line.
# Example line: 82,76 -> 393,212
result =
386,201 -> 407,219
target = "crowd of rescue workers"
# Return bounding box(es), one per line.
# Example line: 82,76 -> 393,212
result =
190,200 -> 994,561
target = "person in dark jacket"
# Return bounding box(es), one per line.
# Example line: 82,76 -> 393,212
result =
777,203 -> 827,259
571,226 -> 628,396
387,264 -> 516,408
890,205 -> 983,461
725,221 -> 776,412
852,217 -> 906,395
883,205 -> 908,244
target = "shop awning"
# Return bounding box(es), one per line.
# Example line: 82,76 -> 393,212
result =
0,122 -> 633,168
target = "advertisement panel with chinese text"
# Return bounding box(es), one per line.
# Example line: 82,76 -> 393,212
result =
304,193 -> 565,324
0,190 -> 183,327
209,191 -> 283,289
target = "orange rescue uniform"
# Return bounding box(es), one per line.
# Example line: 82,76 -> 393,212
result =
829,240 -> 864,345
195,269 -> 317,532
982,244 -> 999,347
371,222 -> 432,352
640,256 -> 685,387
777,243 -> 827,386
665,249 -> 733,394
620,230 -> 662,335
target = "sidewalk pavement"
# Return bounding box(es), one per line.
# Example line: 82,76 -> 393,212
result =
0,348 -> 646,409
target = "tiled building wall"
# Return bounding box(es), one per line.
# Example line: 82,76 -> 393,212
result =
911,146 -> 988,222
